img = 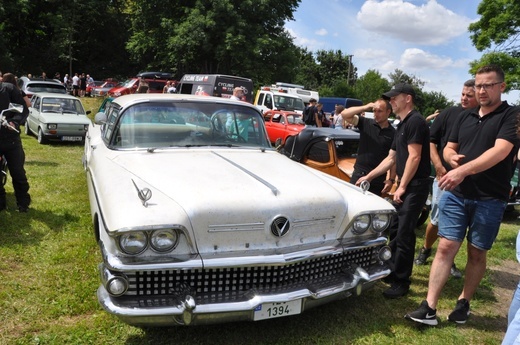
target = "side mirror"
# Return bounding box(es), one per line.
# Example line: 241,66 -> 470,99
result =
94,112 -> 107,125
7,103 -> 24,113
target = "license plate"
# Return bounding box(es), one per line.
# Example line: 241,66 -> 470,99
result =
253,300 -> 302,321
62,136 -> 83,141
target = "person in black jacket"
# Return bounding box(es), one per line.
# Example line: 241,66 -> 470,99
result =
0,79 -> 30,212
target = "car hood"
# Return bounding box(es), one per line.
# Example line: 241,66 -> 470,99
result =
90,147 -> 392,254
39,113 -> 91,124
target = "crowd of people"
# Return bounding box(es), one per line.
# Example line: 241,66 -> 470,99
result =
331,65 -> 519,343
0,64 -> 519,342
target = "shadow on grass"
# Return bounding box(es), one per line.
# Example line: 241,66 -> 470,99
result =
0,197 -> 79,247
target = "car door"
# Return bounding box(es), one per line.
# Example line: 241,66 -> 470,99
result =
27,95 -> 41,134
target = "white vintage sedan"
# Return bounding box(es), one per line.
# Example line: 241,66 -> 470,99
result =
83,93 -> 395,327
25,92 -> 91,144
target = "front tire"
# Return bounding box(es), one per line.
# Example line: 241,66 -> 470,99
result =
37,128 -> 48,144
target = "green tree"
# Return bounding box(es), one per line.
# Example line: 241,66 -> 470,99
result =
388,68 -> 425,88
353,69 -> 390,104
127,0 -> 301,82
468,0 -> 520,93
419,90 -> 455,119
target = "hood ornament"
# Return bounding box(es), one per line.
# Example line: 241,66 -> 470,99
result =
360,180 -> 370,194
131,179 -> 152,207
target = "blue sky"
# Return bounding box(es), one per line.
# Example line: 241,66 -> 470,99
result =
285,0 -> 519,104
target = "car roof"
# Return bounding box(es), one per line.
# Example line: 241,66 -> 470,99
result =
32,92 -> 81,100
111,93 -> 261,111
283,128 -> 360,161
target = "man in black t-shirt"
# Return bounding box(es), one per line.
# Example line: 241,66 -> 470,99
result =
357,83 -> 430,299
340,98 -> 396,195
414,79 -> 478,279
406,65 -> 519,326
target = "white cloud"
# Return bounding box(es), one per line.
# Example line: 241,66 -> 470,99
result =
357,0 -> 472,45
315,28 -> 328,36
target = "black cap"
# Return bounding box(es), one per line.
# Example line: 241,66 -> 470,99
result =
382,83 -> 416,100
309,98 -> 317,103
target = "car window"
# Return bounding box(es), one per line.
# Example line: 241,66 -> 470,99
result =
32,97 -> 41,109
41,97 -> 85,114
26,83 -> 66,94
307,141 -> 330,163
334,139 -> 359,159
272,114 -> 281,123
287,114 -> 303,125
109,102 -> 270,149
103,106 -> 120,142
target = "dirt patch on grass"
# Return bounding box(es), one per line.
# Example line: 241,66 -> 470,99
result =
488,260 -> 519,330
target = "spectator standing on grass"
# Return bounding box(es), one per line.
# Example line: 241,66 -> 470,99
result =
414,79 -> 479,279
0,74 -> 30,212
2,73 -> 31,108
356,84 -> 431,299
79,73 -> 87,97
303,98 -> 318,127
405,64 -> 519,326
72,73 -> 79,96
340,98 -> 396,196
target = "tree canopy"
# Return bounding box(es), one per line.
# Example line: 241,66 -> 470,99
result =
0,0 -> 455,114
468,0 -> 520,91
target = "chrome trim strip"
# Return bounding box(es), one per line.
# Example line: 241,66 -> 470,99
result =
211,151 -> 279,196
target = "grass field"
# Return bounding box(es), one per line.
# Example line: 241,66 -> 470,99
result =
0,96 -> 518,344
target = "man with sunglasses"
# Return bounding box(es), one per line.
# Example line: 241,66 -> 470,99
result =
406,65 -> 519,326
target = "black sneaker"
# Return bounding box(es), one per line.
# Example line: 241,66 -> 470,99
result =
405,300 -> 438,326
448,298 -> 470,324
382,283 -> 409,299
414,247 -> 432,265
450,263 -> 462,279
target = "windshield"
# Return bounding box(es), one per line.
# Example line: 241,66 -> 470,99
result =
273,95 -> 305,112
108,101 -> 271,149
27,83 -> 67,94
121,79 -> 137,88
41,97 -> 86,114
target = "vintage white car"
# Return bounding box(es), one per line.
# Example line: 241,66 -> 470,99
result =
83,93 -> 395,327
25,92 -> 91,144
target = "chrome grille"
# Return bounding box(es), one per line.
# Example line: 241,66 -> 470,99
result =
123,246 -> 380,304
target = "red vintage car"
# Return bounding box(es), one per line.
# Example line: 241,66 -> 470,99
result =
263,110 -> 305,144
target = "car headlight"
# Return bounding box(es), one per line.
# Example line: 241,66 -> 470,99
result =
119,231 -> 148,255
150,229 -> 179,252
47,124 -> 57,130
372,213 -> 391,233
352,214 -> 370,234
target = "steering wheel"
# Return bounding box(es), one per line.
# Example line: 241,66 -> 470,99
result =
210,111 -> 247,143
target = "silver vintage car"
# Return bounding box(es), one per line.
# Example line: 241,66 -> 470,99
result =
25,93 -> 91,144
83,93 -> 395,326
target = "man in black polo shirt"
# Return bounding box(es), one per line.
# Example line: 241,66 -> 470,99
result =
414,79 -> 479,280
406,65 -> 518,326
340,98 -> 396,195
356,83 -> 431,299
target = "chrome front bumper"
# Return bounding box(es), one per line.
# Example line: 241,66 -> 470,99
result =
97,259 -> 390,326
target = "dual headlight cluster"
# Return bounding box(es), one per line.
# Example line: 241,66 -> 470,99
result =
351,212 -> 392,235
118,228 -> 179,255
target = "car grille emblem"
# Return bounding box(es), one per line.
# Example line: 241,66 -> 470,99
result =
271,217 -> 290,237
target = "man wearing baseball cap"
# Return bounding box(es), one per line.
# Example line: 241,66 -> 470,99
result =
356,83 -> 431,298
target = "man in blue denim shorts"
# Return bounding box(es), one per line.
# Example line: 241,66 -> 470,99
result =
406,65 -> 519,326
414,79 -> 479,280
